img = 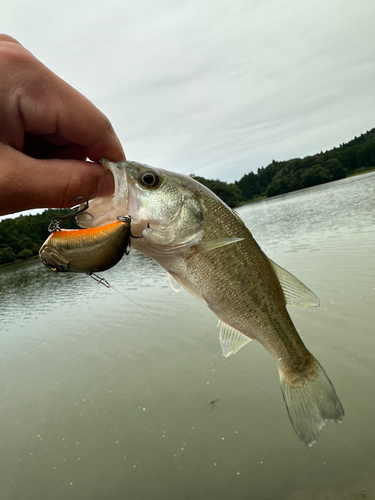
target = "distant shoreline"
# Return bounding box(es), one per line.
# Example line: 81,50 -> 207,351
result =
236,166 -> 375,207
0,254 -> 40,269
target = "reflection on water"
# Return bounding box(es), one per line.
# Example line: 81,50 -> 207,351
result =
243,171 -> 375,253
0,172 -> 374,500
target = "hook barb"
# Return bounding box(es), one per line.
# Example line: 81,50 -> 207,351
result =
48,197 -> 93,232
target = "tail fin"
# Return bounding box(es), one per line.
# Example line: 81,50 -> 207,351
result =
279,357 -> 344,447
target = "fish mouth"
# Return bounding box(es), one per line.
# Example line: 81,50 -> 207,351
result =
76,159 -> 132,228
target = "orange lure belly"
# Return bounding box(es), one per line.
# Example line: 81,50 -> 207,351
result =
39,220 -> 131,273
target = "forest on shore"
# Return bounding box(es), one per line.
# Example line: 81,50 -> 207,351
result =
194,127 -> 375,207
1,128 -> 374,265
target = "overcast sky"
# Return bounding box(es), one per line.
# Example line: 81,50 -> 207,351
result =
2,0 -> 375,185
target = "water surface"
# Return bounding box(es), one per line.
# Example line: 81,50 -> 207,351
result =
1,172 -> 374,499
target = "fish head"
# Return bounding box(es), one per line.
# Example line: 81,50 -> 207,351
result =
77,160 -> 205,251
123,161 -> 205,247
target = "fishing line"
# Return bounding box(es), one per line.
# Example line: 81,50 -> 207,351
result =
97,277 -> 281,403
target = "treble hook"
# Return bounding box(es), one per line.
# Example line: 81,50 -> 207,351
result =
48,197 -> 93,232
87,272 -> 111,288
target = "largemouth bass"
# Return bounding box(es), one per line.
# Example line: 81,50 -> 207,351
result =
78,159 -> 344,446
39,219 -> 131,274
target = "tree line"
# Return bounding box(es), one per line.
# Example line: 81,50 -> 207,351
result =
1,127 -> 374,265
235,128 -> 375,200
0,209 -> 76,265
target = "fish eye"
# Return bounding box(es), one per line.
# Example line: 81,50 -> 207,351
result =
138,169 -> 160,189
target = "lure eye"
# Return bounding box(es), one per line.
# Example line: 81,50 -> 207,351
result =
138,169 -> 160,189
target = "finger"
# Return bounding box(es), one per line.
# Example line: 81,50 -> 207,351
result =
1,37 -> 126,162
0,146 -> 114,216
23,68 -> 126,162
47,145 -> 89,161
22,133 -> 88,161
19,83 -> 126,162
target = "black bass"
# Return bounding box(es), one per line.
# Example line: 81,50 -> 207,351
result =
39,219 -> 130,274
77,159 -> 344,446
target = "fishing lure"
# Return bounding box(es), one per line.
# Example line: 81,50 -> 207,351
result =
39,199 -> 132,277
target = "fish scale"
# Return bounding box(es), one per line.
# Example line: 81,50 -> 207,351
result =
78,159 -> 344,447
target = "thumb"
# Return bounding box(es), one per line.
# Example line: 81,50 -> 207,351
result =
0,147 -> 114,216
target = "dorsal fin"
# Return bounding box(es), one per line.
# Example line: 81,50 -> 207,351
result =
231,209 -> 246,226
269,260 -> 320,307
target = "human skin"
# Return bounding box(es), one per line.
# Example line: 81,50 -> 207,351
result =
0,34 -> 125,216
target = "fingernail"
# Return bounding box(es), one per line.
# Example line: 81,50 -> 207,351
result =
97,170 -> 114,197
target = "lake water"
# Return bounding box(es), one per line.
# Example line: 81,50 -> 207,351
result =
1,172 -> 374,500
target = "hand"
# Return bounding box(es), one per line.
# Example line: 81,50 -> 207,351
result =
0,34 -> 125,216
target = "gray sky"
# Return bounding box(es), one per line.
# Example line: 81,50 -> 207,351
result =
2,0 -> 375,184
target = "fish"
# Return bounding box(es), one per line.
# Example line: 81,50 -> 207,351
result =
39,219 -> 131,274
77,158 -> 344,446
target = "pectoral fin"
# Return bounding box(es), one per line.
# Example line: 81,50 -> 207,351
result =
143,228 -> 205,256
218,321 -> 252,357
269,260 -> 320,307
195,238 -> 244,255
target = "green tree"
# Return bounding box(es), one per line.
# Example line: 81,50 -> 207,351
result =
17,248 -> 33,259
323,158 -> 346,180
0,246 -> 17,264
192,176 -> 243,208
301,165 -> 332,187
